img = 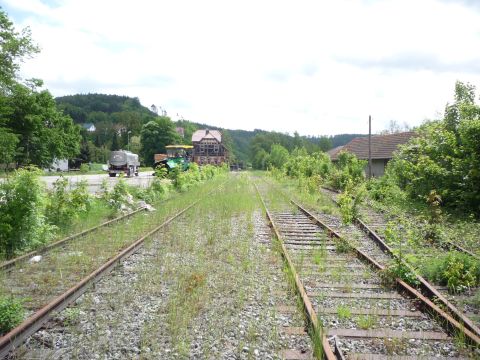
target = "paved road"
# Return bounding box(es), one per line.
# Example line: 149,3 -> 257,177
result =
40,171 -> 155,193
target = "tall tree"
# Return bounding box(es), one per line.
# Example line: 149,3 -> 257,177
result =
0,9 -> 80,167
2,81 -> 81,167
111,132 -> 119,151
0,8 -> 39,90
0,128 -> 18,170
140,116 -> 180,166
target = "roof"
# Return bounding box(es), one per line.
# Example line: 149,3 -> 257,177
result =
329,132 -> 416,161
81,123 -> 95,129
327,145 -> 345,158
192,129 -> 222,142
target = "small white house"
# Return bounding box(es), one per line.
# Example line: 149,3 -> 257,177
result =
81,123 -> 96,132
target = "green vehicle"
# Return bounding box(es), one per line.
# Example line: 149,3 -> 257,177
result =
154,145 -> 193,174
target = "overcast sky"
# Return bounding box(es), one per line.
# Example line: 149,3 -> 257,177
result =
3,0 -> 480,136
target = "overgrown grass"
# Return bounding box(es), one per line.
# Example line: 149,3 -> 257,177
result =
420,252 -> 480,293
0,172 -> 227,330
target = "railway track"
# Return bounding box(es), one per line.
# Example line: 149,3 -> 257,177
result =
256,181 -> 479,359
0,207 -> 147,271
319,186 -> 480,332
0,184 -> 221,359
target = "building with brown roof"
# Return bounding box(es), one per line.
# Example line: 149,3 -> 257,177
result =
328,131 -> 415,177
191,129 -> 228,165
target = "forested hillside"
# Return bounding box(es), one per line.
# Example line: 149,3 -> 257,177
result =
55,93 -> 364,165
55,94 -> 159,164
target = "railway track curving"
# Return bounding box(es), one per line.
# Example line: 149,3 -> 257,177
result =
256,181 -> 479,359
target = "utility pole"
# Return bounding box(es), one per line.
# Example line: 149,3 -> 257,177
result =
368,115 -> 372,179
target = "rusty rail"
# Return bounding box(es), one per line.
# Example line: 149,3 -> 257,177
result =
293,199 -> 480,347
0,195 -> 208,358
322,186 -> 479,260
0,207 -> 147,271
318,185 -> 480,337
254,183 -> 336,360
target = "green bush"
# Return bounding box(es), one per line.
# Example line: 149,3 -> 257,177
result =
108,178 -> 132,210
79,163 -> 89,173
46,178 -> 91,228
0,168 -> 55,258
329,151 -> 366,191
0,296 -> 24,334
388,82 -> 480,215
338,182 -> 365,225
366,174 -> 406,203
421,252 -> 480,293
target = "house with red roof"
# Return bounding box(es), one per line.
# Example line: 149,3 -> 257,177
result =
327,131 -> 415,177
191,129 -> 228,165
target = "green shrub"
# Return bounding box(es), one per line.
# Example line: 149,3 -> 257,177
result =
0,168 -> 55,258
79,163 -> 89,173
46,178 -> 91,228
380,260 -> 419,287
329,152 -> 366,191
366,174 -> 406,203
0,296 -> 24,334
338,181 -> 365,225
421,252 -> 480,293
108,178 -> 132,210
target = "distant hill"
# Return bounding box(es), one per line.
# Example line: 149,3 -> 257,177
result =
55,93 -> 367,164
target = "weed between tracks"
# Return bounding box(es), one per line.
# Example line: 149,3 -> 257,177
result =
38,173 -> 297,359
0,177 -> 223,319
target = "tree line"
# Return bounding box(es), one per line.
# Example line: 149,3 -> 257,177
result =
0,9 -> 80,169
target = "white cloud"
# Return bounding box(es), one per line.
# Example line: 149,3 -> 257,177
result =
3,0 -> 480,135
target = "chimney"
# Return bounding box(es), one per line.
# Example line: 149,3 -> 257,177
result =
206,129 -> 209,134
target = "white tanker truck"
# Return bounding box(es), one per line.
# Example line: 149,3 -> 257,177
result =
108,150 -> 140,177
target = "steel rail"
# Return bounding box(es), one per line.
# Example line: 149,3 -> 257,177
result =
0,186 -> 216,359
254,182 -> 336,360
321,186 -> 479,260
0,207 -> 147,271
271,181 -> 480,339
318,185 -> 480,337
292,198 -> 480,347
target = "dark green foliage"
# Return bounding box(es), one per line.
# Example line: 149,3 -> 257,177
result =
140,116 -> 181,166
0,127 -> 18,170
2,82 -> 81,167
0,8 -> 39,89
56,94 -> 153,120
0,296 -> 24,335
0,10 -> 80,168
0,168 -> 54,258
389,81 -> 480,214
55,94 -> 159,163
421,252 -> 480,293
